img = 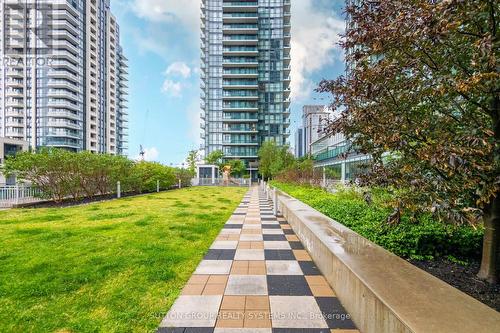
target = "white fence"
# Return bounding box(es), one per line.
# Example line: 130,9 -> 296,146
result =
0,186 -> 44,208
191,178 -> 251,187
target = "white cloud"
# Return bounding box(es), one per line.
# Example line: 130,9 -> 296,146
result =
161,62 -> 193,97
161,79 -> 184,97
136,147 -> 160,161
291,1 -> 344,101
166,62 -> 192,78
131,0 -> 200,31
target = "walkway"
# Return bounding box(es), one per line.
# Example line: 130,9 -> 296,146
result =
158,187 -> 359,333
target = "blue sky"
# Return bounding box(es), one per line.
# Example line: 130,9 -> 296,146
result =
111,0 -> 346,165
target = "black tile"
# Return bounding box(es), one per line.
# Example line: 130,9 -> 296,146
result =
283,229 -> 295,235
265,249 -> 295,260
272,329 -> 330,333
263,234 -> 287,241
204,249 -> 235,260
315,297 -> 357,329
223,224 -> 243,229
289,241 -> 305,250
299,261 -> 322,275
157,328 -> 185,333
184,329 -> 215,333
267,275 -> 312,296
262,224 -> 281,229
261,217 -> 278,221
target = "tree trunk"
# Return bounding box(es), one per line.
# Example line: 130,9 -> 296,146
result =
477,193 -> 500,284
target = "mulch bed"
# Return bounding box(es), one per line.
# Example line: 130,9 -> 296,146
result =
16,187 -> 180,209
410,258 -> 500,311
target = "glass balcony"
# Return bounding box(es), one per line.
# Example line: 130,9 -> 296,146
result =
223,13 -> 258,18
223,57 -> 257,64
223,35 -> 258,41
223,101 -> 258,108
223,113 -> 259,121
223,90 -> 258,97
223,79 -> 258,86
223,125 -> 258,132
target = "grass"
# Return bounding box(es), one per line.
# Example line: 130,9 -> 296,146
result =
0,186 -> 247,333
272,181 -> 483,261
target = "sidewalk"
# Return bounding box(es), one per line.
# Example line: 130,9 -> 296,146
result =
157,187 -> 359,333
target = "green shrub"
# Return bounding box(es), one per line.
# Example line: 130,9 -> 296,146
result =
272,182 -> 483,261
3,149 -> 192,202
126,161 -> 176,193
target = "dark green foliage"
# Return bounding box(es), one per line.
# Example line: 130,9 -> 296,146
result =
273,182 -> 483,260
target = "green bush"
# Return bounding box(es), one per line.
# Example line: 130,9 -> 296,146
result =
127,161 -> 176,193
3,149 -> 191,202
272,182 -> 484,261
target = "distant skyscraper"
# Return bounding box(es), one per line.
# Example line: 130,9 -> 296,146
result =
0,0 -> 128,154
302,105 -> 330,156
294,127 -> 305,158
200,0 -> 291,171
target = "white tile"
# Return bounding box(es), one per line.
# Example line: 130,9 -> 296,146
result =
225,275 -> 268,295
242,224 -> 262,230
226,219 -> 244,225
219,229 -> 241,235
266,260 -> 303,275
261,221 -> 279,225
160,295 -> 222,327
262,229 -> 284,235
263,241 -> 291,250
269,296 -> 328,328
194,260 -> 233,275
234,249 -> 265,261
211,241 -> 238,249
240,234 -> 263,241
214,329 -> 271,333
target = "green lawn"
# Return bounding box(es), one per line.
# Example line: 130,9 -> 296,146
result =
0,187 -> 247,333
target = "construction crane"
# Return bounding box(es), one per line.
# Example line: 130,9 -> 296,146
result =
139,109 -> 150,161
139,145 -> 145,161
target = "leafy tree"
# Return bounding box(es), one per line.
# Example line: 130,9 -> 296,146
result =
175,168 -> 194,188
205,150 -> 224,168
186,150 -> 199,176
258,141 -> 295,180
128,161 -> 176,193
228,159 -> 246,178
318,1 -> 499,282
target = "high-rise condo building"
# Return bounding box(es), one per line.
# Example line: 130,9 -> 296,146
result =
200,0 -> 291,171
0,0 -> 128,154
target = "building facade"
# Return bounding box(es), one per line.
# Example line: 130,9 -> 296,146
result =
0,0 -> 128,154
200,0 -> 291,170
302,105 -> 331,157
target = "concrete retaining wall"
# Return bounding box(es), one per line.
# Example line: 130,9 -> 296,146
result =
270,186 -> 500,333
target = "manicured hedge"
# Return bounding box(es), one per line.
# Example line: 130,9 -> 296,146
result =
272,182 -> 483,261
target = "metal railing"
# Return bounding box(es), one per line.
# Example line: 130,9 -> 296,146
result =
0,185 -> 44,208
191,178 -> 251,187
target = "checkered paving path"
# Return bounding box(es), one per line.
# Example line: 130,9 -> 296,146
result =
157,187 -> 359,333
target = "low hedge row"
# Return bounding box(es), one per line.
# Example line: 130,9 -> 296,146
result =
272,182 -> 483,261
